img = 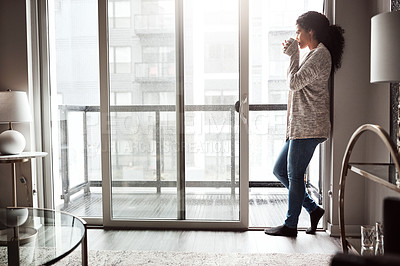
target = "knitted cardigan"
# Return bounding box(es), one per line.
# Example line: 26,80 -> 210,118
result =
284,40 -> 332,140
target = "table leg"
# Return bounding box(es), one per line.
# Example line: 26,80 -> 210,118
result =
11,162 -> 17,207
81,225 -> 88,266
7,227 -> 20,266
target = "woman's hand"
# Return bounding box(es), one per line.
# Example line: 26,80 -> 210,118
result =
282,38 -> 295,53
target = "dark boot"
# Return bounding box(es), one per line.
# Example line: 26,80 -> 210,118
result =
306,207 -> 325,234
264,225 -> 297,237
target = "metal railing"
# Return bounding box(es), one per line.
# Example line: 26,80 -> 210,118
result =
58,103 -> 286,207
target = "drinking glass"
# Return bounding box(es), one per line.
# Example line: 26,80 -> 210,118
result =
361,225 -> 375,250
375,222 -> 384,255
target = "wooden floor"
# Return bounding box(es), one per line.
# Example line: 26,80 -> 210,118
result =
64,188 -> 339,255
86,229 -> 342,254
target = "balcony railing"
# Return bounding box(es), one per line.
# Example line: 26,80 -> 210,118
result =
58,104 -> 286,207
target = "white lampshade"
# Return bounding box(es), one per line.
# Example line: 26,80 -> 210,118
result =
371,11 -> 400,83
0,91 -> 31,155
0,91 -> 31,123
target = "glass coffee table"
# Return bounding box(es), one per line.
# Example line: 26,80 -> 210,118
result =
0,207 -> 87,265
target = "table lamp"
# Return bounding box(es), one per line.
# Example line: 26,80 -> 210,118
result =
0,90 -> 31,155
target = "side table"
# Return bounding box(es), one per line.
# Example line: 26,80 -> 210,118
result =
338,124 -> 400,253
0,207 -> 88,266
0,152 -> 47,207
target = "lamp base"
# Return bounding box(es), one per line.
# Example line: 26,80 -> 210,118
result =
0,130 -> 26,155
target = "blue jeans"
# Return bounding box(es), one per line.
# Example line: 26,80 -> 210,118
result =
273,138 -> 325,228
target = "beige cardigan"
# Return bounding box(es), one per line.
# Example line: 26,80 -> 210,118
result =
284,41 -> 332,140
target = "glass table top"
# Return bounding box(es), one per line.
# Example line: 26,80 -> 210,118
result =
0,207 -> 86,265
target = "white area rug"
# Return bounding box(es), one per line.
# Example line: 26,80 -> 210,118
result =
54,250 -> 334,266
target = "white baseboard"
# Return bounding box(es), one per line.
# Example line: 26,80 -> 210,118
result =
327,222 -> 361,238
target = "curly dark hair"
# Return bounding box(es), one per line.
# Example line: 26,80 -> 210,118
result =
296,11 -> 345,72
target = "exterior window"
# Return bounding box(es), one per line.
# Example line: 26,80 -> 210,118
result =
143,46 -> 174,62
109,0 -> 131,28
115,92 -> 132,105
109,46 -> 132,74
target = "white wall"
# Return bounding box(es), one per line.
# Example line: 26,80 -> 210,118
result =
0,0 -> 34,207
327,0 -> 396,236
365,0 -> 400,228
328,0 -> 371,235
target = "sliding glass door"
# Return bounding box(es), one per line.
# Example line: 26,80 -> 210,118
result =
46,0 -> 326,229
46,0 -> 327,229
46,0 -> 247,227
100,0 -> 248,228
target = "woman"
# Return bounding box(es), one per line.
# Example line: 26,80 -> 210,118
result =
264,11 -> 345,237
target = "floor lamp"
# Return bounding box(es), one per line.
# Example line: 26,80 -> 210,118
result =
371,10 -> 400,255
371,11 -> 400,149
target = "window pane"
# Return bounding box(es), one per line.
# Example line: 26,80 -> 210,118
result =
48,0 -> 101,217
109,0 -> 177,220
184,0 -> 240,221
